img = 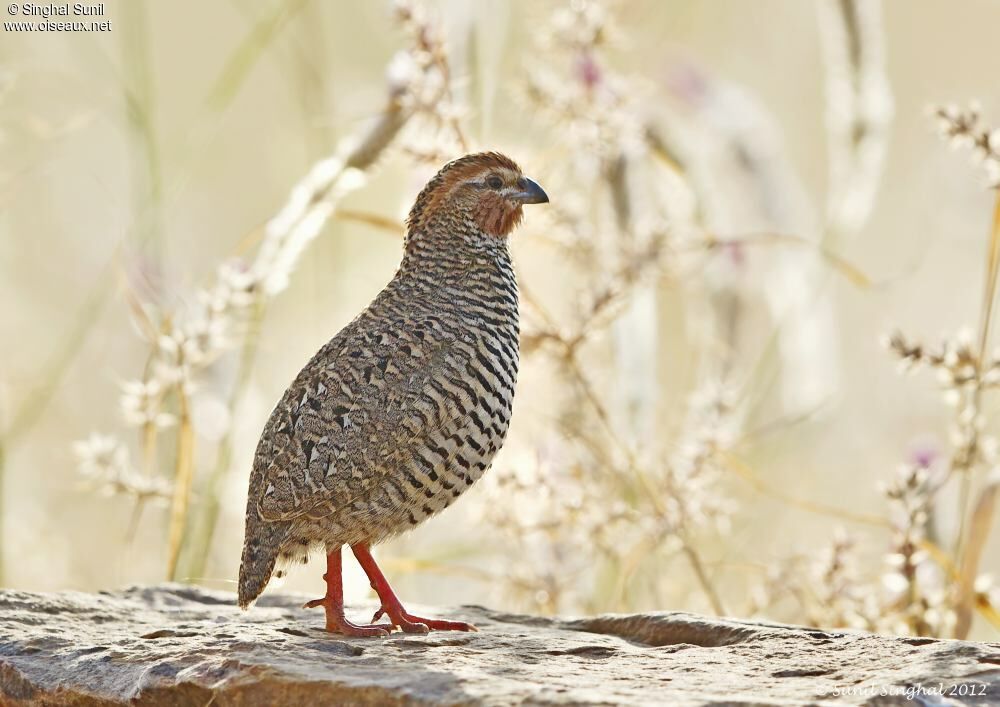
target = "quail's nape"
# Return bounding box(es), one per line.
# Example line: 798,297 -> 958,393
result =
238,152 -> 548,636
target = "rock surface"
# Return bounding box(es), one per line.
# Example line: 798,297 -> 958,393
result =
0,585 -> 998,705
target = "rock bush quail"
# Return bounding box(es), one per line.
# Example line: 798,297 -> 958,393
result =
238,152 -> 548,635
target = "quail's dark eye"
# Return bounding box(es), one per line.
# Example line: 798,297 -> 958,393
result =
486,175 -> 503,190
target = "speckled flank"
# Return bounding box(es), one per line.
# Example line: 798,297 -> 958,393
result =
239,153 -> 527,607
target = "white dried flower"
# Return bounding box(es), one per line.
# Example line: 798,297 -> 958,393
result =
120,379 -> 175,428
191,393 -> 232,443
73,433 -> 172,501
881,571 -> 909,600
974,574 -> 994,594
253,160 -> 368,297
933,103 -> 1000,187
73,433 -> 129,480
386,50 -> 420,95
213,259 -> 256,310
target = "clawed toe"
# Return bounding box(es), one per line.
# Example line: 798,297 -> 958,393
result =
406,616 -> 477,632
333,620 -> 390,638
397,618 -> 430,634
372,606 -> 426,633
373,606 -> 472,633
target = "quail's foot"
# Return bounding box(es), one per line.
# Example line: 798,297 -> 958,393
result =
352,542 -> 477,633
300,551 -> 390,637
303,597 -> 390,637
371,606 -> 477,633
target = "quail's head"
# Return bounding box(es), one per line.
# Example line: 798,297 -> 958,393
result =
406,152 -> 549,243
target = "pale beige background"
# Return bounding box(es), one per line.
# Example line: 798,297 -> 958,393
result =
1,1 -> 998,638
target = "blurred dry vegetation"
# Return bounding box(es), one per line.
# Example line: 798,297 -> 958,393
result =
2,0 -> 1000,641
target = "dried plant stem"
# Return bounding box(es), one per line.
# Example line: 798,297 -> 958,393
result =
952,192 -> 1000,637
722,452 -> 885,527
431,55 -> 467,152
120,0 -> 164,257
605,540 -> 686,612
976,194 -> 1000,360
67,0 -> 468,592
0,261 -> 115,582
978,592 -> 1000,631
681,537 -> 725,616
608,536 -> 654,610
0,441 -> 6,584
955,479 -> 998,637
125,498 -> 148,543
554,334 -> 663,509
122,350 -> 165,546
953,464 -> 974,607
565,353 -> 633,464
140,418 -> 158,476
290,1 -> 335,157
122,421 -> 159,546
525,287 -> 666,512
915,520 -> 1000,633
378,555 -> 498,583
182,298 -> 265,581
180,81 -> 415,579
690,232 -> 872,288
207,0 -> 309,110
5,265 -> 115,446
334,209 -> 404,236
166,386 -> 194,581
817,0 -> 892,240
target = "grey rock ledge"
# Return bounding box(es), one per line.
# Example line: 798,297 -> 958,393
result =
0,585 -> 998,705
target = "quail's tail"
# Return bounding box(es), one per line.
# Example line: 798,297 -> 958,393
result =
238,512 -> 290,609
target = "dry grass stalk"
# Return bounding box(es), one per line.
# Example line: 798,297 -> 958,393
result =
876,105 -> 1000,637
165,388 -> 193,580
816,0 -> 893,239
42,0 -> 998,639
476,0 -> 741,616
72,0 -> 466,581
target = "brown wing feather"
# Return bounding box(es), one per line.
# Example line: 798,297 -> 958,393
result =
251,309 -> 463,523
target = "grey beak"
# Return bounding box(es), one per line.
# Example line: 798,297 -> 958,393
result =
512,177 -> 549,204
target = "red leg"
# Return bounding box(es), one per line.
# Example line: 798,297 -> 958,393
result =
351,543 -> 477,634
303,547 -> 390,637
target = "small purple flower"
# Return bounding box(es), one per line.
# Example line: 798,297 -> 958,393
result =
724,241 -> 746,269
907,440 -> 940,469
575,50 -> 601,90
664,61 -> 709,107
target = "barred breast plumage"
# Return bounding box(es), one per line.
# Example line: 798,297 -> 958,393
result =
238,152 -> 548,635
